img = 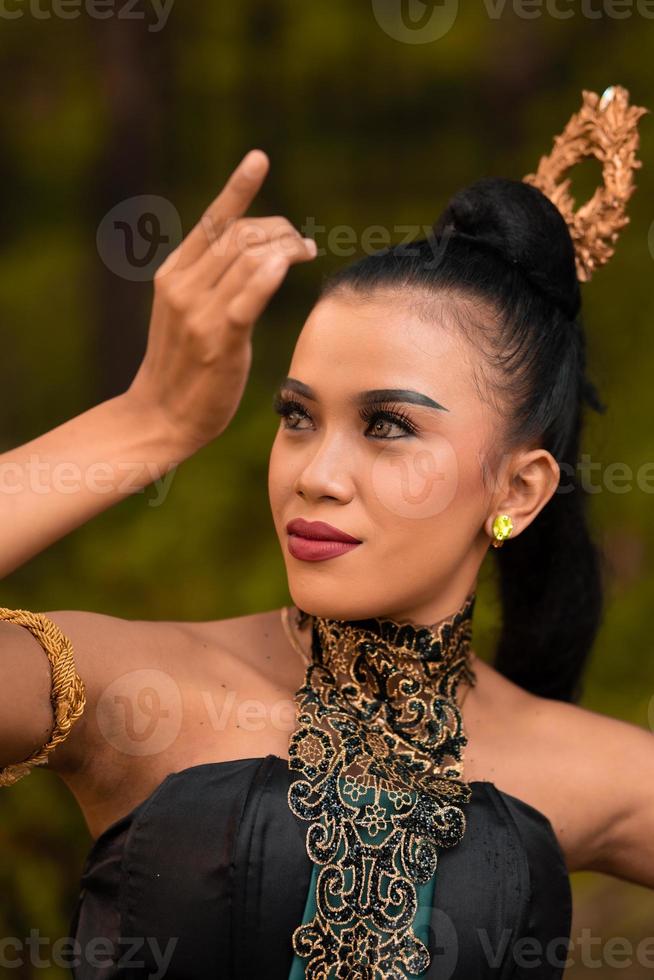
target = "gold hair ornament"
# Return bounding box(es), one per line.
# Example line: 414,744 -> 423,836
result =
523,85 -> 649,282
0,608 -> 86,787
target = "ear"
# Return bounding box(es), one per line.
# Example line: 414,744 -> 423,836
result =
485,449 -> 560,542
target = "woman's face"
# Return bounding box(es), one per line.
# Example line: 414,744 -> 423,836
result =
267,289 -> 511,625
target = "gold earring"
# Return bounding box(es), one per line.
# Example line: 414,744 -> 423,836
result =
491,514 -> 513,549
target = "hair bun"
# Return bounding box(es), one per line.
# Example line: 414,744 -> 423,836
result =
432,177 -> 581,320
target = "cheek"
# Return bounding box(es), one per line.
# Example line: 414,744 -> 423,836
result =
268,435 -> 294,518
367,434 -> 464,524
267,439 -> 282,502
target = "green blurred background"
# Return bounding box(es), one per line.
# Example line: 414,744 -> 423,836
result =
1,2 -> 653,977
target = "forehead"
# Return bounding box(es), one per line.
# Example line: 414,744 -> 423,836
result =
288,291 -> 481,405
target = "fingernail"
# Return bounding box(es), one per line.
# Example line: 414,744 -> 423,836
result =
243,150 -> 267,177
303,237 -> 317,257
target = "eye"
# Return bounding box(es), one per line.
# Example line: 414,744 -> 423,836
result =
358,402 -> 418,439
272,395 -> 312,430
272,394 -> 418,440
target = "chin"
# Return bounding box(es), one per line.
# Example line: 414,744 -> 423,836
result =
287,586 -> 381,623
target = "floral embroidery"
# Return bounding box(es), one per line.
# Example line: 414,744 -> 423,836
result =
359,802 -> 388,836
339,922 -> 380,978
292,727 -> 334,776
287,591 -> 477,979
342,774 -> 366,803
387,788 -> 413,810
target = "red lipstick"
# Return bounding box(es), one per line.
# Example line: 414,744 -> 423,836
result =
286,518 -> 362,562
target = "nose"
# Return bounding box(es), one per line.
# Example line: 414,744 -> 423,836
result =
293,437 -> 356,504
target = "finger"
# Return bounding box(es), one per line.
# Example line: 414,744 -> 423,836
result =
155,243 -> 182,280
194,238 -> 316,335
224,256 -> 294,336
173,216 -> 304,295
208,236 -> 316,311
174,149 -> 270,272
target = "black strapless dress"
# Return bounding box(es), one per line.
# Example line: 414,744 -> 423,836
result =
68,754 -> 572,979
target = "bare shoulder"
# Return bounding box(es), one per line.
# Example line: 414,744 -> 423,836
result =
32,607 -> 299,842
519,685 -> 654,881
179,605 -> 290,654
43,606 -> 291,773
175,605 -> 302,684
470,657 -> 654,879
42,609 -> 191,775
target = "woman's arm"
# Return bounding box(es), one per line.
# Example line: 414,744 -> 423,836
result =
579,709 -> 654,888
0,147 -> 316,780
525,694 -> 654,888
0,619 -> 57,769
0,393 -> 191,579
0,147 -> 315,581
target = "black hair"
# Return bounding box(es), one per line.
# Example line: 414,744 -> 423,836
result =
316,176 -> 608,703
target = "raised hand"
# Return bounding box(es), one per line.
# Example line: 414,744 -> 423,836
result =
126,149 -> 317,452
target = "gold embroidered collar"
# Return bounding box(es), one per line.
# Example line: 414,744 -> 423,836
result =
287,590 -> 477,978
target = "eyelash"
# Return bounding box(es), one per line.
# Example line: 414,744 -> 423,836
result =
272,394 -> 418,439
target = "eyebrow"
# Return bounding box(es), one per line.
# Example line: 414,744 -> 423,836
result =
274,377 -> 449,412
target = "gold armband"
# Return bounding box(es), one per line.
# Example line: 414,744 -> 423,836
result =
0,607 -> 86,787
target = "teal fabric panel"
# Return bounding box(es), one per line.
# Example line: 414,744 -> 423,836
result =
288,783 -> 438,978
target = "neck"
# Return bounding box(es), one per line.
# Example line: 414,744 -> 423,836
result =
312,589 -> 476,660
301,590 -> 477,768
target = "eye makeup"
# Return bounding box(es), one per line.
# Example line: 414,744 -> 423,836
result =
272,393 -> 419,440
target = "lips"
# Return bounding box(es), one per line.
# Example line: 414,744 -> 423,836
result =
286,518 -> 361,543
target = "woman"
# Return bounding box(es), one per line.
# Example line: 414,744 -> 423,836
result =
1,88 -> 653,978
